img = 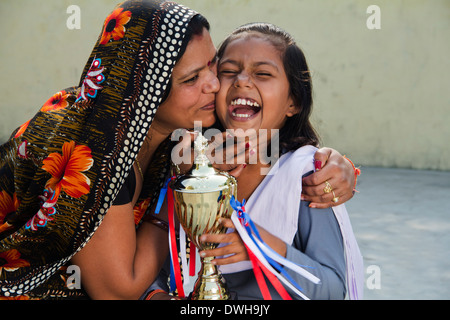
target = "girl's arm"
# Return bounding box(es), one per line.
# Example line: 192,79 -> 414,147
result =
200,202 -> 346,299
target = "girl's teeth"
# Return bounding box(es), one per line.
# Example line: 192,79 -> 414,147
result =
231,98 -> 260,107
230,98 -> 261,119
231,112 -> 252,118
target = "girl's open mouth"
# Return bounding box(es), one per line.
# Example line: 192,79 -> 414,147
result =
229,98 -> 261,121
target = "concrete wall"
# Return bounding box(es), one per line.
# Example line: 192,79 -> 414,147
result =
1,0 -> 449,170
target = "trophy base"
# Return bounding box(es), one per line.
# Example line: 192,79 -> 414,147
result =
190,258 -> 230,300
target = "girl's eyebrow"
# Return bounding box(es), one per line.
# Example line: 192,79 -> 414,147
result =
219,58 -> 239,66
220,59 -> 279,71
253,61 -> 279,71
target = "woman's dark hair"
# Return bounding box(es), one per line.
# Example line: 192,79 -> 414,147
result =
217,22 -> 319,153
161,14 -> 210,103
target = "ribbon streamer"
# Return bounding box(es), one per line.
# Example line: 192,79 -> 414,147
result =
189,242 -> 196,277
155,176 -> 188,297
230,196 -> 320,300
179,226 -> 190,286
231,212 -> 309,300
167,184 -> 185,298
247,247 -> 272,300
155,176 -> 175,214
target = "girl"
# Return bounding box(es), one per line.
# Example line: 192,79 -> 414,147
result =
149,23 -> 363,300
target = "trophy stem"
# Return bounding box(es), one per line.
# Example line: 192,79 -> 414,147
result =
190,256 -> 230,300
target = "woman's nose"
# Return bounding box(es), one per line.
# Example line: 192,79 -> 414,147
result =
203,72 -> 220,94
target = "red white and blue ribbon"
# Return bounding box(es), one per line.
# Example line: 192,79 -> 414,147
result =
229,196 -> 321,300
166,187 -> 185,297
155,176 -> 186,297
155,176 -> 199,297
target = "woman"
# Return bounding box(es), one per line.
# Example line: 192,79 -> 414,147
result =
148,23 -> 363,300
0,1 -> 355,299
0,0 -> 216,300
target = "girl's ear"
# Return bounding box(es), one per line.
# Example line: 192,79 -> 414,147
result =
286,104 -> 301,118
285,94 -> 300,117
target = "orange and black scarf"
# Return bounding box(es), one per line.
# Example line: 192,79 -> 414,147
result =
0,0 -> 197,299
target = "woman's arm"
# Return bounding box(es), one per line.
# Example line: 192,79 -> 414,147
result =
302,147 -> 358,208
71,201 -> 169,300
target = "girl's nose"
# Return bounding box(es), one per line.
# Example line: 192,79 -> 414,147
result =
233,72 -> 252,88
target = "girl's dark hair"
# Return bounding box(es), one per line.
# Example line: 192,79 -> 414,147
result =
217,22 -> 319,153
161,14 -> 210,103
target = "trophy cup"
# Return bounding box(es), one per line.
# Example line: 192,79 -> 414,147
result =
170,132 -> 237,300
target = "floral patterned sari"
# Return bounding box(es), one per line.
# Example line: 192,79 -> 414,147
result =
0,0 -> 197,299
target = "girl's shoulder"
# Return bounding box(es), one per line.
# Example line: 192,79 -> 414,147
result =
276,145 -> 318,178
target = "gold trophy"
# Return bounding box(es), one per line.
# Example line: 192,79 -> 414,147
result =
170,132 -> 237,300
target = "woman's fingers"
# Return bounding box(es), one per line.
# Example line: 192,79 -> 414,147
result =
207,131 -> 253,174
302,175 -> 354,208
302,147 -> 355,208
303,187 -> 353,208
228,164 -> 247,178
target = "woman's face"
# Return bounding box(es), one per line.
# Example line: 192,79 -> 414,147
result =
216,35 -> 298,132
153,28 -> 219,133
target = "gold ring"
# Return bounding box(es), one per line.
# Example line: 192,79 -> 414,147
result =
332,190 -> 339,203
323,181 -> 333,194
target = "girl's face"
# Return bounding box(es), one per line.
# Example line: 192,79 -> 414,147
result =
216,35 -> 298,132
153,28 -> 219,133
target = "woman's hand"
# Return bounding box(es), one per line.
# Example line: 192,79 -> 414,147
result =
207,131 -> 253,178
301,147 -> 357,209
171,130 -> 251,177
199,218 -> 249,265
